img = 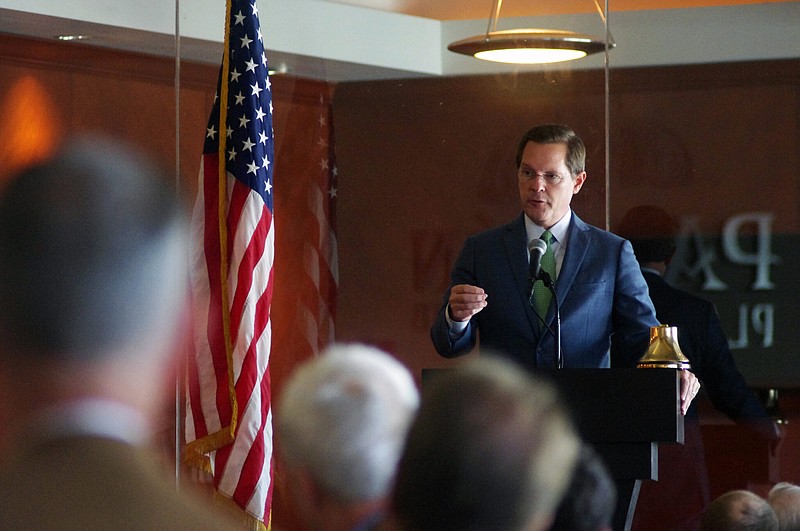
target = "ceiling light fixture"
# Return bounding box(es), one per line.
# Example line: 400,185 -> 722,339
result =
447,0 -> 613,65
56,35 -> 92,42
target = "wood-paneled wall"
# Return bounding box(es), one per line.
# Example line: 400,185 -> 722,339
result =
333,59 -> 800,387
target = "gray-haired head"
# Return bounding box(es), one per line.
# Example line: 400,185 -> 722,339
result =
768,482 -> 800,531
0,136 -> 187,362
701,490 -> 778,531
277,342 -> 419,503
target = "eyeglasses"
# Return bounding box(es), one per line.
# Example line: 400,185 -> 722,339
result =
518,168 -> 568,184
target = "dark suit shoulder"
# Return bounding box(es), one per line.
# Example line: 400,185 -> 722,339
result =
465,216 -> 522,243
643,272 -> 715,314
572,214 -> 629,247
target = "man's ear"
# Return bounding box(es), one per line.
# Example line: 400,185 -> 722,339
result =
571,171 -> 586,195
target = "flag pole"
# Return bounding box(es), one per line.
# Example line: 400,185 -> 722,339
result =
174,0 -> 182,487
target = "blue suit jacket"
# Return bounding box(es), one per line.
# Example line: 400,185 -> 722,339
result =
430,212 -> 658,370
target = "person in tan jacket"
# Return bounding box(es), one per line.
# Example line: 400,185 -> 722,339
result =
0,137 -> 241,531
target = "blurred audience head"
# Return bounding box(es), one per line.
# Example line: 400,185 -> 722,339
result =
700,489 -> 778,531
391,355 -> 580,531
277,342 -> 419,531
616,205 -> 679,266
768,482 -> 800,531
550,444 -> 616,531
0,135 -> 187,425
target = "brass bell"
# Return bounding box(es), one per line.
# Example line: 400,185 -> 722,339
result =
637,324 -> 691,370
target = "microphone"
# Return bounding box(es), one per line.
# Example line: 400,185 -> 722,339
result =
527,238 -> 547,296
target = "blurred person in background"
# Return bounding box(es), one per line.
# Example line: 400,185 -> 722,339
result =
276,342 -> 419,531
767,482 -> 800,531
700,490 -> 778,531
390,355 -> 580,531
0,137 -> 241,530
549,444 -> 616,531
617,205 -> 780,531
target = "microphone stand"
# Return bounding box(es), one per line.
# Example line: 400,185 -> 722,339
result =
539,271 -> 562,369
530,271 -> 563,369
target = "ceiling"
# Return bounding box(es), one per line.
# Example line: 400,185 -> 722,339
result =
322,0 -> 797,20
0,0 -> 798,81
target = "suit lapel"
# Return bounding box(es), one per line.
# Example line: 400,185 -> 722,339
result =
555,213 -> 590,305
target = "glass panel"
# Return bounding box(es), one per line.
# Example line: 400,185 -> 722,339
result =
1,1 -> 798,530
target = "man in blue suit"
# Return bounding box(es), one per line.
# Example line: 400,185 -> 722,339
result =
430,124 -> 700,414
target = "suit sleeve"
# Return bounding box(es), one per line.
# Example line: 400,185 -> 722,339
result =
610,239 -> 659,368
430,236 -> 479,358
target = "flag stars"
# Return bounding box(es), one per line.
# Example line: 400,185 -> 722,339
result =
255,107 -> 266,121
242,138 -> 255,152
240,34 -> 253,49
235,91 -> 246,105
258,131 -> 268,145
262,156 -> 271,170
247,161 -> 258,175
317,137 -> 328,149
318,115 -> 327,127
206,125 -> 217,139
319,158 -> 329,171
228,147 -> 237,161
234,10 -> 246,25
245,58 -> 257,73
251,82 -> 263,98
230,68 -> 241,82
238,115 -> 251,129
265,180 -> 272,194
226,126 -> 234,138
329,186 -> 337,199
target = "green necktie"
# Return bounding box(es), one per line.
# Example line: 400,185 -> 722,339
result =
532,230 -> 556,325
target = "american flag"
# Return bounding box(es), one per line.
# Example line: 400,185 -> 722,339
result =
304,96 -> 338,352
184,0 -> 275,528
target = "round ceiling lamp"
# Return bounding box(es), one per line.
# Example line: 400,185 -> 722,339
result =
448,29 -> 610,64
447,0 -> 614,65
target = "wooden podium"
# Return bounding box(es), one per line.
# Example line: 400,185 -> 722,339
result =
540,368 -> 684,531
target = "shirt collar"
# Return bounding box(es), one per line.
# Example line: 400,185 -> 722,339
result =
524,209 -> 571,246
27,399 -> 150,445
